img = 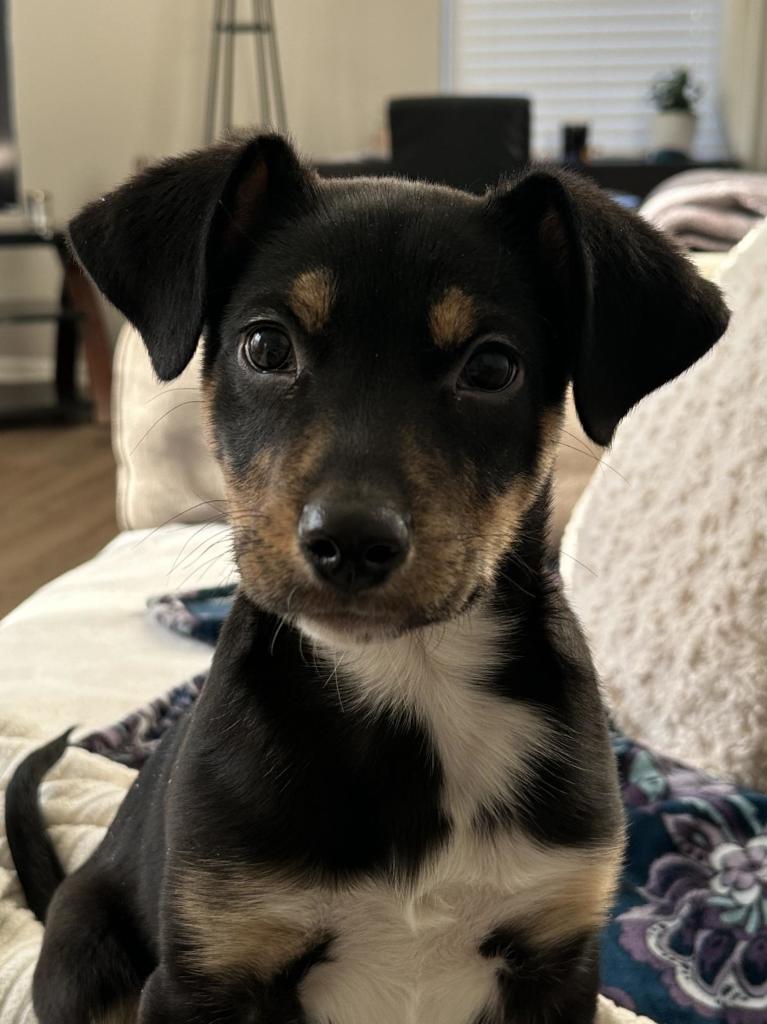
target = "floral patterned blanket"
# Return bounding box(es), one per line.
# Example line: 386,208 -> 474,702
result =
605,736 -> 767,1023
79,587 -> 767,1024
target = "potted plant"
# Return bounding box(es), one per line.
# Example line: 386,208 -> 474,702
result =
650,68 -> 702,159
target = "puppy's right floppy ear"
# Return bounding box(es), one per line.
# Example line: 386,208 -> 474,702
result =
491,170 -> 730,445
68,134 -> 314,380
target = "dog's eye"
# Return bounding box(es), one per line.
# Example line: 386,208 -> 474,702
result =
459,343 -> 518,392
241,326 -> 294,373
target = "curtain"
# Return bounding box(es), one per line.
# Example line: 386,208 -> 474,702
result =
721,0 -> 767,169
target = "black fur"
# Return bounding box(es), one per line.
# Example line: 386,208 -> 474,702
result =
478,929 -> 601,1024
67,134 -> 314,381
492,169 -> 728,444
5,729 -> 72,920
6,132 -> 729,1023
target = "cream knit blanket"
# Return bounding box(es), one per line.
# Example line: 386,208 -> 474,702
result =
564,220 -> 767,789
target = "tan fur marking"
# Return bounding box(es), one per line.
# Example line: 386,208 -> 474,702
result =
201,375 -> 218,455
398,403 -> 565,605
511,840 -> 624,948
288,268 -> 336,333
174,842 -> 621,987
429,287 -> 476,350
478,406 -> 565,575
539,405 -> 565,474
222,426 -> 331,609
175,865 -> 312,978
95,998 -> 140,1024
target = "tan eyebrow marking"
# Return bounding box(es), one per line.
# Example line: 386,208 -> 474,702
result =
429,286 -> 477,350
288,268 -> 336,334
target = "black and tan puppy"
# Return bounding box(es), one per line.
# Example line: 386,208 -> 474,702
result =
6,134 -> 728,1023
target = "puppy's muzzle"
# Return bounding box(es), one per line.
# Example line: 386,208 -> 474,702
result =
298,498 -> 410,592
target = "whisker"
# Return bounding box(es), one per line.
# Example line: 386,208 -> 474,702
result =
169,518 -> 230,574
169,533 -> 234,578
130,499 -> 231,550
557,549 -> 598,578
333,653 -> 347,714
173,549 -> 236,592
129,400 -> 204,455
270,586 -> 297,655
496,566 -> 536,600
556,440 -> 629,485
143,386 -> 204,405
559,427 -> 602,459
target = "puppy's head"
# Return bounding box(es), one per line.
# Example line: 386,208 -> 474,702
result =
69,134 -> 728,640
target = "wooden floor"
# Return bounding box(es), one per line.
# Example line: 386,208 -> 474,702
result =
0,423 -> 117,618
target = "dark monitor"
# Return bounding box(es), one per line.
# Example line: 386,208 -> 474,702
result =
389,96 -> 531,195
0,0 -> 20,210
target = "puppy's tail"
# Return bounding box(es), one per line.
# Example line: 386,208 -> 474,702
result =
5,729 -> 73,922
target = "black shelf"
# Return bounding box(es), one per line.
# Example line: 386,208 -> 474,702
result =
0,300 -> 82,324
0,229 -> 59,246
0,228 -> 96,427
0,382 -> 91,425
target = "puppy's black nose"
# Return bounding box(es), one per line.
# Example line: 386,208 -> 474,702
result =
298,500 -> 410,591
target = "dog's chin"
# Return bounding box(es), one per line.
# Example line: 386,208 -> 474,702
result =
295,612 -> 422,649
292,589 -> 486,650
241,576 -> 485,649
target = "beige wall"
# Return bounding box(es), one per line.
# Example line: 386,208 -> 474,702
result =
1,0 -> 441,370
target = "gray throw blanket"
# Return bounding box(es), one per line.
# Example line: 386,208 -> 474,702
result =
641,170 -> 767,251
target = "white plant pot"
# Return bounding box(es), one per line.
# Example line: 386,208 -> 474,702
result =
652,110 -> 697,156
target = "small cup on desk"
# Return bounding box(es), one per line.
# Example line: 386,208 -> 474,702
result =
26,189 -> 54,238
562,124 -> 590,166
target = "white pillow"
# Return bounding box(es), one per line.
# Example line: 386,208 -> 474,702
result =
112,324 -> 224,530
563,223 -> 767,789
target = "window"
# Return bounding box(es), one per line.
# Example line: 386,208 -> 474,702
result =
444,0 -> 725,159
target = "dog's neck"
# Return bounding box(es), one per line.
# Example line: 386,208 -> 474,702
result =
298,598 -> 511,704
298,592 -> 548,836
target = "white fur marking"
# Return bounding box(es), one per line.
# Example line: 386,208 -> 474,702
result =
296,838 -> 609,1024
290,608 -> 585,1023
301,606 -> 551,828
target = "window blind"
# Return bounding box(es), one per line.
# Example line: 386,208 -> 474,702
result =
445,0 -> 725,160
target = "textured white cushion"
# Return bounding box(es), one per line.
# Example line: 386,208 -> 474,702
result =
563,222 -> 767,789
112,324 -> 224,530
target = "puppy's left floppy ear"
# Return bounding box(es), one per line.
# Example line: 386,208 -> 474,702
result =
68,133 -> 314,380
491,171 -> 730,445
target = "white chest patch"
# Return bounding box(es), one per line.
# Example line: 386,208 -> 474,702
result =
299,874 -> 503,1024
291,609 -> 565,1024
296,834 -> 602,1024
302,607 -> 551,828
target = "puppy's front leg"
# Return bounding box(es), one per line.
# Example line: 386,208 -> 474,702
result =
138,963 -> 307,1024
488,928 -> 601,1024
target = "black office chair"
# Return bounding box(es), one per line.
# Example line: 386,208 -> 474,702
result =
388,96 -> 530,194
